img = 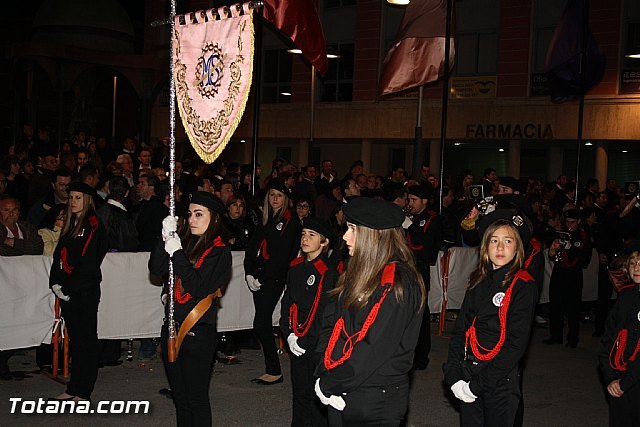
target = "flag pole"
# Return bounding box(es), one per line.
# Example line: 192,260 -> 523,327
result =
438,0 -> 452,214
411,85 -> 424,181
573,0 -> 589,204
251,9 -> 264,197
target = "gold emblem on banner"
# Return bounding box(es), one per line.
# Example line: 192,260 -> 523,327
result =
196,43 -> 225,99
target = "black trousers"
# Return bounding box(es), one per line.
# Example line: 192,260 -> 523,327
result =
327,382 -> 409,427
414,269 -> 431,368
162,323 -> 217,427
549,267 -> 583,345
460,367 -> 521,427
98,339 -> 121,364
594,264 -> 613,336
252,280 -> 284,376
609,383 -> 640,427
61,294 -> 99,400
290,352 -> 327,427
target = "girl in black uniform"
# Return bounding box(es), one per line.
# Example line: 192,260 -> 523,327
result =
598,246 -> 640,427
49,182 -> 107,401
315,197 -> 425,426
280,217 -> 338,426
444,212 -> 538,427
244,179 -> 301,385
149,191 -> 231,427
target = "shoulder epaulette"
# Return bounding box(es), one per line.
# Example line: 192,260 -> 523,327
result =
290,256 -> 305,267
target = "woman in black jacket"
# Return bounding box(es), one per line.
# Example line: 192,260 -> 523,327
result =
149,191 -> 231,427
443,212 -> 538,427
222,194 -> 255,251
49,182 -> 107,401
244,179 -> 301,385
598,246 -> 640,427
314,197 -> 425,426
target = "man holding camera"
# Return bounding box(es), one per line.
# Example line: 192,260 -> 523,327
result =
543,209 -> 592,348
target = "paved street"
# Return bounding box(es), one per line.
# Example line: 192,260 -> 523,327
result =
0,321 -> 609,426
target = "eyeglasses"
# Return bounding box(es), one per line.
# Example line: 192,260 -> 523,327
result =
297,204 -> 310,209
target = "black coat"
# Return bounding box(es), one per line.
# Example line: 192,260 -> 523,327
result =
598,283 -> 640,392
148,235 -> 232,325
96,202 -> 139,252
443,263 -> 538,397
280,253 -> 338,351
244,210 -> 301,284
49,214 -> 108,298
315,262 -> 423,395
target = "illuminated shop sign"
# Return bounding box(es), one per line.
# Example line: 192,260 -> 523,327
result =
465,123 -> 554,139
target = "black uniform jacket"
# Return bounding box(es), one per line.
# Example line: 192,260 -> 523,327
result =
444,262 -> 538,397
279,254 -> 339,351
244,209 -> 301,283
49,214 -> 108,298
149,235 -> 232,325
315,262 -> 423,395
406,208 -> 442,275
598,283 -> 640,392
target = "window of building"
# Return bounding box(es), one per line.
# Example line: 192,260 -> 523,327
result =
453,0 -> 500,76
262,49 -> 292,104
531,0 -> 569,74
621,0 -> 640,93
320,43 -> 354,102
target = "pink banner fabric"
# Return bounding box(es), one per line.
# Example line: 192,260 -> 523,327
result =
173,4 -> 254,163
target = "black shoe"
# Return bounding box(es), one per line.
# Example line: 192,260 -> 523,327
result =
98,360 -> 123,368
250,375 -> 283,385
542,338 -> 561,345
159,388 -> 173,399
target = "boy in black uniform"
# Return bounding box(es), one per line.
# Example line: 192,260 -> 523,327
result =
544,208 -> 592,348
406,184 -> 442,370
281,217 -> 338,427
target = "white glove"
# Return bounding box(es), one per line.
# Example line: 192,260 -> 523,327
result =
164,236 -> 182,257
314,379 -> 346,411
246,275 -> 261,291
451,380 -> 476,403
461,381 -> 477,401
287,333 -> 306,357
161,293 -> 168,305
162,216 -> 178,242
51,284 -> 70,301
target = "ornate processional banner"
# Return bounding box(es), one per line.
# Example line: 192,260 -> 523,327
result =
173,4 -> 254,163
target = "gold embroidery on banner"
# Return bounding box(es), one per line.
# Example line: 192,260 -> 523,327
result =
173,17 -> 253,164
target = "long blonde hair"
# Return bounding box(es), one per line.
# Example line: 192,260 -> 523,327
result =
331,225 -> 425,311
261,189 -> 289,226
468,220 -> 525,288
61,192 -> 96,238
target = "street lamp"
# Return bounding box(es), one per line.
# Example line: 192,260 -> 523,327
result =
288,48 -> 341,164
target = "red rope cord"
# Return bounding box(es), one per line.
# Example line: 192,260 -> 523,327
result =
289,259 -> 329,337
610,328 -> 640,372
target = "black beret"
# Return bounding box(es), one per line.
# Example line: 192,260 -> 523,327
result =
493,194 -> 533,220
266,179 -> 288,195
407,184 -> 432,200
67,182 -> 96,199
342,197 -> 405,229
477,208 -> 533,244
189,191 -> 227,215
564,208 -> 581,219
302,216 -> 335,242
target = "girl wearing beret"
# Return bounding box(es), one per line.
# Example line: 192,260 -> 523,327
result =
49,183 -> 108,401
597,248 -> 640,426
443,217 -> 539,427
244,179 -> 301,385
149,191 -> 232,426
280,217 -> 339,426
314,197 -> 425,426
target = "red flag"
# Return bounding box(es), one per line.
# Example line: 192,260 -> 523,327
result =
379,0 -> 455,96
262,0 -> 328,75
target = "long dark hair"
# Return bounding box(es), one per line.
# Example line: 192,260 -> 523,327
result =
468,220 -> 525,289
331,225 -> 425,311
177,208 -> 222,265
